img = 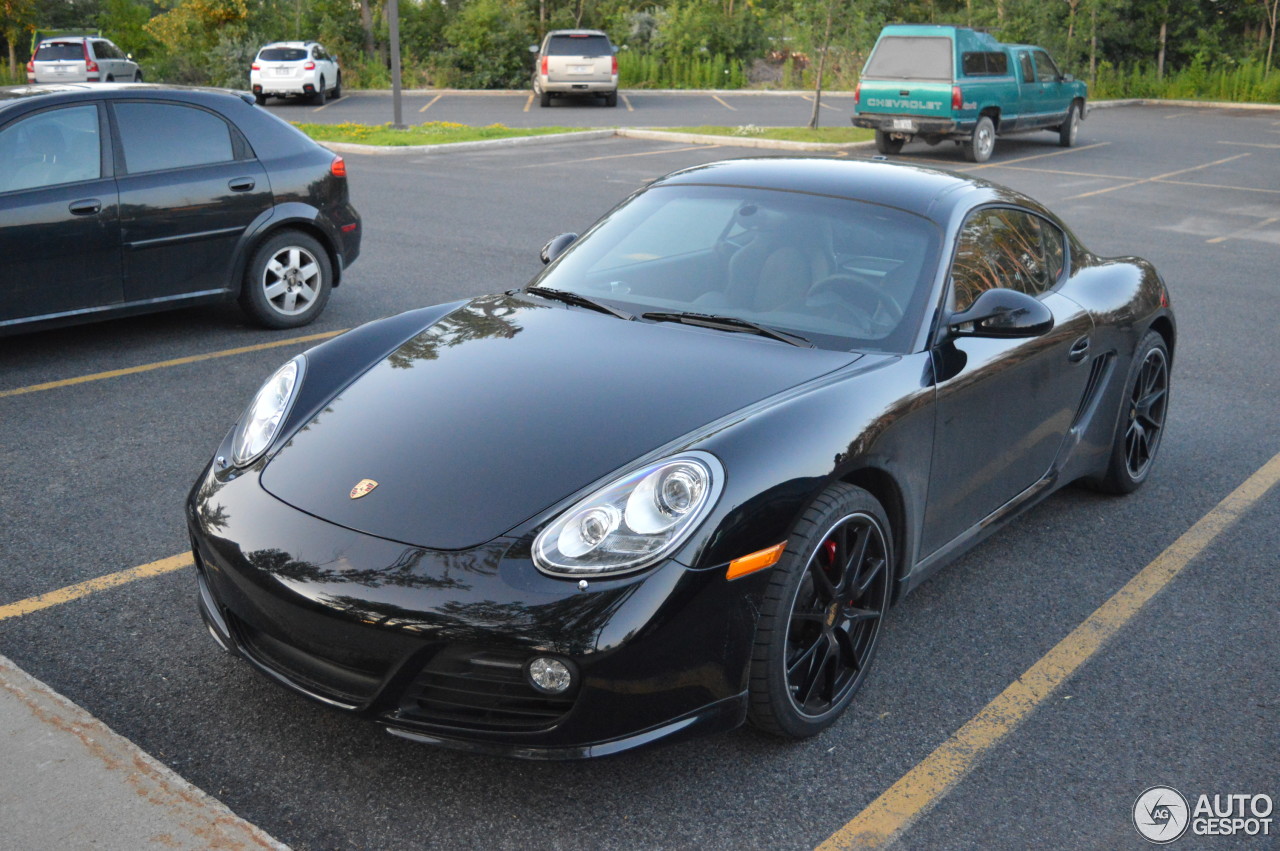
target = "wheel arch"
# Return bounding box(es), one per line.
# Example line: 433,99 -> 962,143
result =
838,466 -> 911,603
1148,314 -> 1176,363
233,215 -> 343,298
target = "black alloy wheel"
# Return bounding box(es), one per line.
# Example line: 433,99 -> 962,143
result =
749,483 -> 892,738
1085,330 -> 1170,494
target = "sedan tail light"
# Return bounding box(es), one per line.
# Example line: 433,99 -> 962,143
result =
330,156 -> 346,178
305,61 -> 316,70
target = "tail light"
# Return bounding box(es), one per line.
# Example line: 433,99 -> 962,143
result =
952,86 -> 963,109
305,61 -> 316,70
611,56 -> 618,75
541,56 -> 548,76
854,82 -> 861,107
26,59 -> 34,73
251,63 -> 260,71
330,156 -> 346,178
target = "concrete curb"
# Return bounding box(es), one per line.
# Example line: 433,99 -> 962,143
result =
318,128 -> 614,155
344,88 -> 851,97
617,127 -> 875,151
0,653 -> 288,850
1089,98 -> 1280,111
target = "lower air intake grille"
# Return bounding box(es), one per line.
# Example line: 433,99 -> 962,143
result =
397,651 -> 574,733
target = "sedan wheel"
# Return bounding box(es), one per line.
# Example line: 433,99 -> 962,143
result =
240,230 -> 332,329
1085,330 -> 1170,493
749,483 -> 892,738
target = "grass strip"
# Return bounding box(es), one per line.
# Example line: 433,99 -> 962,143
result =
658,125 -> 876,143
294,121 -> 588,146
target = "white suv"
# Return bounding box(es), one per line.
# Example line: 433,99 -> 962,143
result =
27,36 -> 142,84
251,42 -> 341,105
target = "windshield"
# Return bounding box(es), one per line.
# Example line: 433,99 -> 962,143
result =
533,185 -> 941,353
35,43 -> 85,61
546,35 -> 612,56
863,36 -> 953,82
258,47 -> 308,61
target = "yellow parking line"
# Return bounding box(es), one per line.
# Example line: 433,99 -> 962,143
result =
712,95 -> 737,111
816,449 -> 1280,850
1064,152 -> 1250,200
968,141 -> 1110,170
1207,215 -> 1279,244
418,93 -> 442,113
801,93 -> 841,111
1158,178 -> 1280,195
622,93 -> 634,112
1217,140 -> 1280,149
0,329 -> 345,400
312,100 -> 334,113
520,144 -> 714,168
523,94 -> 533,112
0,553 -> 193,622
997,164 -> 1133,180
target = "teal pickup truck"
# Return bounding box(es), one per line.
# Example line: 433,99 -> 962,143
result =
852,25 -> 1087,163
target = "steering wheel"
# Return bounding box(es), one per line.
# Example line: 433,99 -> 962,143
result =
807,273 -> 905,332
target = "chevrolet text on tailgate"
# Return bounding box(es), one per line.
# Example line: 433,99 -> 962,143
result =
852,24 -> 1087,163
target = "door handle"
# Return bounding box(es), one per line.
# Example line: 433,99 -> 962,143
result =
228,177 -> 256,192
68,199 -> 101,215
1068,336 -> 1090,363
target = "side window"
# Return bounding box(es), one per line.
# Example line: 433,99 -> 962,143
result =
115,102 -> 234,173
0,105 -> 102,193
1034,50 -> 1060,83
1019,53 -> 1034,83
950,209 -> 1065,311
962,51 -> 1008,76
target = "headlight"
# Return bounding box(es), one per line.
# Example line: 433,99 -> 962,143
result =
231,357 -> 303,467
533,451 -> 723,577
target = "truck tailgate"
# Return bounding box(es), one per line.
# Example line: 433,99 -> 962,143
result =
858,81 -> 952,118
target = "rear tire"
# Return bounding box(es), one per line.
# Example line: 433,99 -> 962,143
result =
332,72 -> 342,99
964,115 -> 995,163
604,91 -> 618,107
239,230 -> 332,329
540,90 -> 551,107
874,130 -> 904,155
748,483 -> 893,739
313,76 -> 326,105
133,72 -> 143,83
1058,102 -> 1080,147
254,93 -> 268,105
1083,330 -> 1170,494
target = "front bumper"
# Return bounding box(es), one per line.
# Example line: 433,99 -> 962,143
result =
852,112 -> 966,137
187,462 -> 765,759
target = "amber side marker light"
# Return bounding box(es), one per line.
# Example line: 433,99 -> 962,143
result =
726,542 -> 786,580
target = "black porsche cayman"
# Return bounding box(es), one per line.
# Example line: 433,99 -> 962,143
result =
187,158 -> 1174,759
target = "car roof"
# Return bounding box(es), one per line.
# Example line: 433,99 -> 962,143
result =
650,158 -> 1046,223
0,83 -> 253,112
259,41 -> 319,49
36,36 -> 96,45
546,29 -> 610,37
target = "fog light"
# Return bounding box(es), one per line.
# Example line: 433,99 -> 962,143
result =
527,657 -> 573,694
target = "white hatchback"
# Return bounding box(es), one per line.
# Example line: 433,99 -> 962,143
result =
251,42 -> 341,105
27,37 -> 142,84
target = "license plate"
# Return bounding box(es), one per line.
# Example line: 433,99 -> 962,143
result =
891,119 -> 916,132
274,68 -> 291,76
54,66 -> 70,75
571,65 -> 592,73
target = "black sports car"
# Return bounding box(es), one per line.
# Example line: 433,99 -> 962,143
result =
187,158 -> 1173,758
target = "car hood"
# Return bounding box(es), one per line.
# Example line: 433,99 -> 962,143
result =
260,293 -> 861,549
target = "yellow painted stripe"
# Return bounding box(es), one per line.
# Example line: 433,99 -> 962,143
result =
1207,215 -> 1279,244
968,141 -> 1110,170
0,329 -> 345,400
520,145 -> 714,169
712,94 -> 737,111
817,449 -> 1280,850
523,93 -> 533,112
1216,140 -> 1280,149
621,93 -> 635,112
0,553 -> 194,621
419,93 -> 443,113
1064,152 -> 1250,200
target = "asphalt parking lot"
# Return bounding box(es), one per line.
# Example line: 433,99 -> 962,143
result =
263,88 -> 857,128
1,104 -> 1277,849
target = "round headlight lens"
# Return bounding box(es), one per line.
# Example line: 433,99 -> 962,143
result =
231,358 -> 302,467
533,452 -> 722,576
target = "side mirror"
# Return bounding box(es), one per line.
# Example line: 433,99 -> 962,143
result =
948,288 -> 1053,338
540,233 -> 578,265
126,53 -> 133,61
1061,73 -> 1074,82
528,45 -> 539,54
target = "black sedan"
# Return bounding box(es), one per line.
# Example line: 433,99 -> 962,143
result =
187,158 -> 1173,758
0,84 -> 360,334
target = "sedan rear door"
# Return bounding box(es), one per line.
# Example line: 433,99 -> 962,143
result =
0,102 -> 122,325
110,99 -> 272,304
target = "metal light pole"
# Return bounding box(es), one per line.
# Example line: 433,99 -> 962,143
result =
388,0 -> 405,129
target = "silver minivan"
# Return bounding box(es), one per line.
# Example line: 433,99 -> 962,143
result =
27,37 -> 142,84
531,30 -> 618,107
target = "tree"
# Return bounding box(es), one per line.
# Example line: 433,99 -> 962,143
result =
1,0 -> 38,78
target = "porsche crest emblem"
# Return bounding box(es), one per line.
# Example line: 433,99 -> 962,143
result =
349,479 -> 379,499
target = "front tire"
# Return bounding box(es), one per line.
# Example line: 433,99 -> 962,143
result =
239,230 -> 332,329
874,130 -> 904,155
1058,102 -> 1080,147
964,115 -> 996,163
133,72 -> 143,83
1084,331 -> 1170,494
748,483 -> 893,739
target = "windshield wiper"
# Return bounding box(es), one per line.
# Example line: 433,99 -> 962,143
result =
641,311 -> 814,348
526,286 -> 634,321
